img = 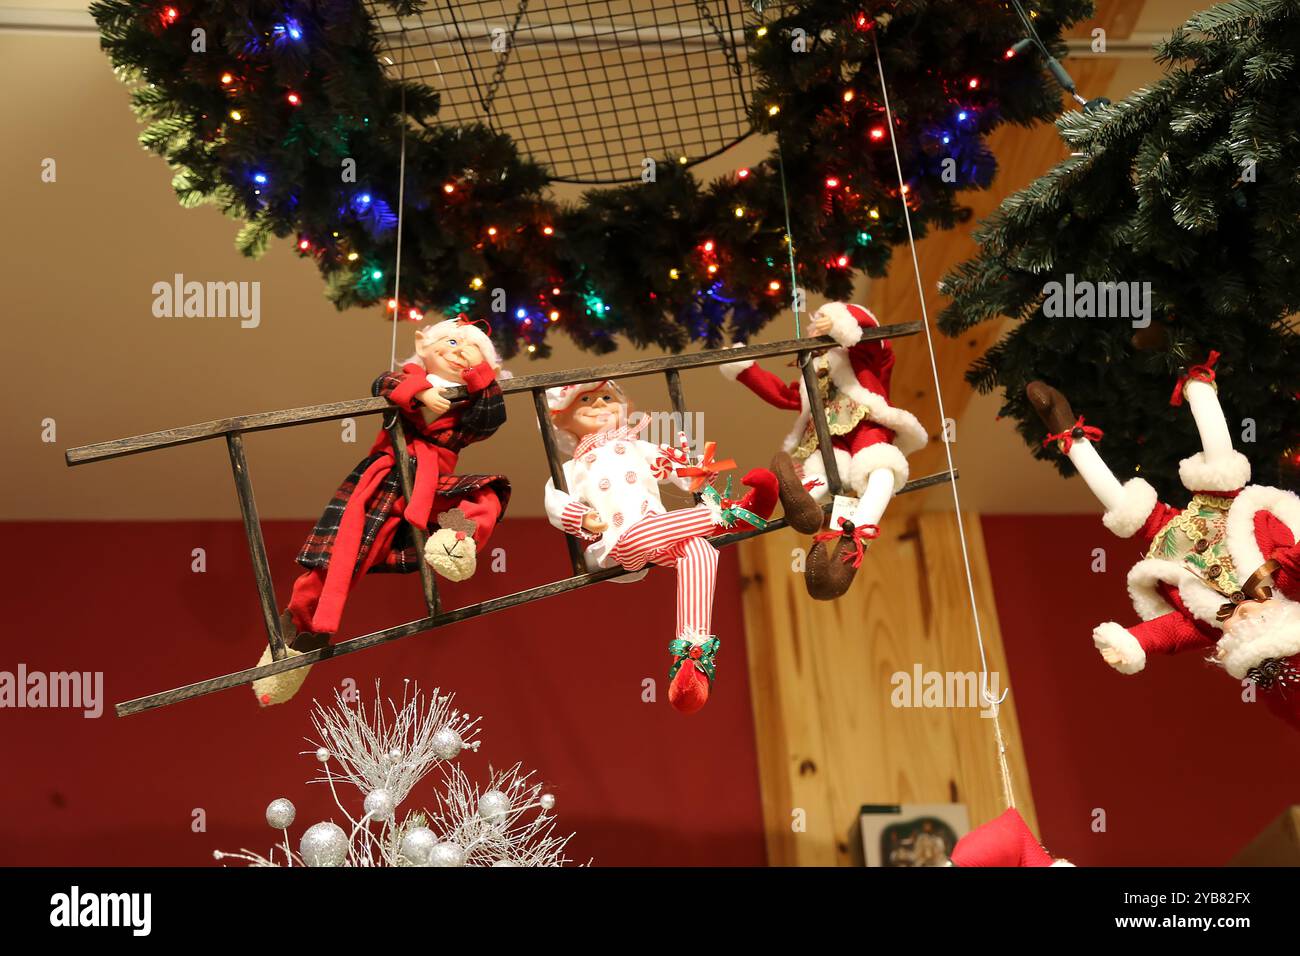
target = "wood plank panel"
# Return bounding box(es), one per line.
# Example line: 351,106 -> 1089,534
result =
739,511 -> 1035,865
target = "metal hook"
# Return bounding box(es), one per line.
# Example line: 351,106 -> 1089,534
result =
980,670 -> 1009,708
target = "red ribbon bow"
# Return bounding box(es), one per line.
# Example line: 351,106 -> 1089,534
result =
675,441 -> 737,492
813,522 -> 880,568
456,315 -> 493,335
1043,416 -> 1103,454
1170,350 -> 1220,406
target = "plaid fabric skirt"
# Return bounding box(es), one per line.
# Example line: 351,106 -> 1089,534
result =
296,451 -> 510,575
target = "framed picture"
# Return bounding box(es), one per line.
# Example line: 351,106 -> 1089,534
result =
858,803 -> 971,867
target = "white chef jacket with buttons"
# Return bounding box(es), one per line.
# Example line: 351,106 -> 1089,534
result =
544,428 -> 694,569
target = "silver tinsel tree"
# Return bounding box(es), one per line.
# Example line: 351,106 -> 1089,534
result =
215,681 -> 579,867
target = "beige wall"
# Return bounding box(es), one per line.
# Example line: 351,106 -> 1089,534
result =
1,8 -> 1179,521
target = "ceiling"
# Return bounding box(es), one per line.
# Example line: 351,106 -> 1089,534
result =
0,1 -> 1203,520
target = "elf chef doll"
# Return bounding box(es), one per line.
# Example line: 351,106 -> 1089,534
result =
252,318 -> 512,707
543,380 -> 779,714
718,302 -> 928,599
1027,355 -> 1300,731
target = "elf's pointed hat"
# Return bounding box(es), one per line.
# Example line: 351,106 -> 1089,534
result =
949,808 -> 1072,867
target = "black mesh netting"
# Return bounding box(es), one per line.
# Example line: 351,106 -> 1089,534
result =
365,0 -> 765,184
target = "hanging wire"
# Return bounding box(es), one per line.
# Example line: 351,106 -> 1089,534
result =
389,27 -> 411,371
869,31 -> 1017,810
775,135 -> 803,337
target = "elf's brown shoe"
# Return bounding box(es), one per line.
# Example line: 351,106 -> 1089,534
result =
805,524 -> 860,601
1025,381 -> 1076,435
251,612 -> 330,708
772,452 -> 824,535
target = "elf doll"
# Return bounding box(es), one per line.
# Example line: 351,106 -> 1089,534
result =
1027,355 -> 1300,730
543,380 -> 779,714
947,809 -> 1073,867
719,302 -> 927,599
252,318 -> 512,707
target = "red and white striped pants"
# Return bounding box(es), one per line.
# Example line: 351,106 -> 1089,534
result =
609,506 -> 720,641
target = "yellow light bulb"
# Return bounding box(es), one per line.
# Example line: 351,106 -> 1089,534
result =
669,268 -> 680,280
767,104 -> 780,117
869,208 -> 880,220
734,206 -> 745,217
230,110 -> 242,122
347,252 -> 359,261
756,26 -> 767,37
470,277 -> 484,290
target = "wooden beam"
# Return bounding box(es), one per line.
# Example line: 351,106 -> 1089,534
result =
65,325 -> 921,467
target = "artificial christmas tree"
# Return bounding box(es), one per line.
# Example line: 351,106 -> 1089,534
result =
939,0 -> 1300,499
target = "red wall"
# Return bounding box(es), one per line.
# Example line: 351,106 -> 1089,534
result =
7,512 -> 1295,867
0,519 -> 766,866
982,515 -> 1300,866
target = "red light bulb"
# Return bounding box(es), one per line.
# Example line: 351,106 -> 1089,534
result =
825,177 -> 840,189
287,92 -> 301,105
869,126 -> 886,141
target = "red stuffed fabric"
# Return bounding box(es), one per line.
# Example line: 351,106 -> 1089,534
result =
950,809 -> 1063,867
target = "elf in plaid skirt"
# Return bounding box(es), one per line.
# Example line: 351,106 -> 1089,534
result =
253,318 -> 511,707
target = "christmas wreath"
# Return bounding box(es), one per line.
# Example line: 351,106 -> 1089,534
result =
92,0 -> 1091,358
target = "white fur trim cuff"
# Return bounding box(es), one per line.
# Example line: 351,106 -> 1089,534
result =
1050,860 -> 1076,867
719,358 -> 755,381
1101,478 -> 1158,539
815,302 -> 871,348
1093,622 -> 1146,675
848,443 -> 909,495
1225,485 -> 1300,578
1178,451 -> 1250,493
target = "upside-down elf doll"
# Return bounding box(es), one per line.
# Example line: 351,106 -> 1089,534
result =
543,380 -> 779,714
252,318 -> 511,707
1027,352 -> 1300,731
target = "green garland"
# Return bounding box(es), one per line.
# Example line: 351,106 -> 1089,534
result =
92,0 -> 1091,358
938,0 -> 1300,498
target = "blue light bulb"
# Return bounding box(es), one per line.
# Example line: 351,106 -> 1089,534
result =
515,308 -> 526,319
253,172 -> 268,184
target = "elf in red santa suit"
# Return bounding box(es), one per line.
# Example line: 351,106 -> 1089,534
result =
1027,355 -> 1300,730
718,301 -> 928,599
544,380 -> 779,714
252,318 -> 511,707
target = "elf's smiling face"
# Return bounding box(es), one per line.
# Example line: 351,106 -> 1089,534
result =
416,330 -> 484,381
554,385 -> 628,438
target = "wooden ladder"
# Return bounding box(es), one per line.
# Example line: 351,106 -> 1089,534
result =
65,322 -> 954,717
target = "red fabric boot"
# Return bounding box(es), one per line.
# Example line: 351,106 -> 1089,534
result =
667,636 -> 718,715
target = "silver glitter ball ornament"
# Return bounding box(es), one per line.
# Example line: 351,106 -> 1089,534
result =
388,748 -> 402,761
492,859 -> 519,867
427,841 -> 467,867
299,822 -> 349,867
363,789 -> 395,822
399,826 -> 437,866
315,747 -> 330,762
265,798 -> 296,830
430,726 -> 463,760
539,793 -> 556,810
477,789 -> 511,824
